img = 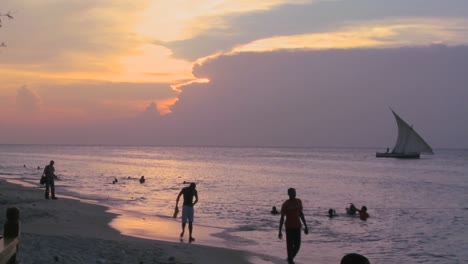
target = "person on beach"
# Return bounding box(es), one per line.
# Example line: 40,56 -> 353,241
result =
139,176 -> 145,184
356,206 -> 369,221
175,182 -> 198,242
278,188 -> 309,264
43,160 -> 58,200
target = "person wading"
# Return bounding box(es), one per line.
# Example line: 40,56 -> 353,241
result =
278,188 -> 308,264
43,160 -> 58,200
175,182 -> 198,242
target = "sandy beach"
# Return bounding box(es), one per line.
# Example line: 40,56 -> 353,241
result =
0,179 -> 251,264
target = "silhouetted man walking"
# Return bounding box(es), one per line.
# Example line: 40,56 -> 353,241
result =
278,188 -> 308,264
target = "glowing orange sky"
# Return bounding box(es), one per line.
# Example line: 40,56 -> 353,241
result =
1,0 -> 467,129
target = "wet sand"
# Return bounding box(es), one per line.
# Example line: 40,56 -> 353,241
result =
0,179 -> 250,264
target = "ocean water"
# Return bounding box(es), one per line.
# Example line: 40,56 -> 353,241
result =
0,145 -> 467,263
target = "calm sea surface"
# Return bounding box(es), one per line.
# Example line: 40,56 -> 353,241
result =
1,145 -> 467,263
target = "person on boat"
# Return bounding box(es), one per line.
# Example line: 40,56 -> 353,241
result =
385,148 -> 389,153
139,176 -> 145,184
328,208 -> 337,218
346,203 -> 357,215
271,206 -> 280,215
356,206 -> 369,221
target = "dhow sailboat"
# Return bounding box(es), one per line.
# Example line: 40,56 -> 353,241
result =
376,109 -> 434,159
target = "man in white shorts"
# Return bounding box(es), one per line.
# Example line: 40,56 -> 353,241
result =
175,182 -> 198,242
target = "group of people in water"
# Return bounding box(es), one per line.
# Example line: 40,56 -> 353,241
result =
271,202 -> 370,221
111,175 -> 146,184
344,203 -> 369,220
327,203 -> 370,221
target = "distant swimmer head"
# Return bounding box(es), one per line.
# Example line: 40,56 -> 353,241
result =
271,206 -> 279,214
328,208 -> 336,217
287,188 -> 296,198
189,182 -> 196,189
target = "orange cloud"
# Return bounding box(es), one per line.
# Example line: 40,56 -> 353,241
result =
228,18 -> 468,54
156,97 -> 179,115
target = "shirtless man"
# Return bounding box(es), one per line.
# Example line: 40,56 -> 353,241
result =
175,182 -> 198,242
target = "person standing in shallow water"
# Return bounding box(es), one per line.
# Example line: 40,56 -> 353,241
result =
175,182 -> 198,242
278,188 -> 309,264
43,160 -> 58,200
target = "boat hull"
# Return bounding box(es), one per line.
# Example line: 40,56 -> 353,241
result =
376,152 -> 420,159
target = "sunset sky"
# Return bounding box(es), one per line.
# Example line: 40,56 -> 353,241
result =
1,0 -> 467,148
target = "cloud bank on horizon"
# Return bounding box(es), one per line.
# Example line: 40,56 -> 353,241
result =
1,0 -> 467,147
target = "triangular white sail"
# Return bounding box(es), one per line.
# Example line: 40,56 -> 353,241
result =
391,110 -> 434,154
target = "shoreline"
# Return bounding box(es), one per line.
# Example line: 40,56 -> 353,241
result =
0,179 -> 252,264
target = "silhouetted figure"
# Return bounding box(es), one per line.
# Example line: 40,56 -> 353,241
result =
112,178 -> 118,184
340,253 -> 370,264
175,182 -> 198,243
43,160 -> 58,200
139,176 -> 145,184
37,166 -> 41,170
23,164 -> 26,168
346,203 -> 357,215
328,208 -> 337,218
385,147 -> 390,153
278,188 -> 309,264
271,206 -> 280,215
356,206 -> 369,221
